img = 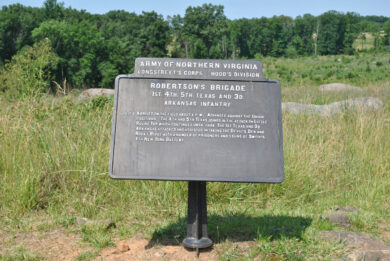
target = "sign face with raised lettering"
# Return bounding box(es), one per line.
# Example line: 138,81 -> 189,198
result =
109,58 -> 284,183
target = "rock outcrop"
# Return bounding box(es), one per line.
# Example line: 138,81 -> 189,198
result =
78,88 -> 114,100
319,83 -> 363,92
282,97 -> 383,115
320,230 -> 390,260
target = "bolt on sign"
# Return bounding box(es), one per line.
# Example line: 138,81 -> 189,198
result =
109,58 -> 284,182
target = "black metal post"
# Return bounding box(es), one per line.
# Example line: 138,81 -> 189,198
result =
183,181 -> 213,252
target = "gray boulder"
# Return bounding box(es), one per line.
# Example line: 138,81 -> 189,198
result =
332,206 -> 359,213
319,230 -> 390,261
78,88 -> 114,100
75,216 -> 116,230
282,97 -> 383,115
322,212 -> 352,228
319,83 -> 363,92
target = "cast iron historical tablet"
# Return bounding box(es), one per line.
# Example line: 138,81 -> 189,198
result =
109,58 -> 284,183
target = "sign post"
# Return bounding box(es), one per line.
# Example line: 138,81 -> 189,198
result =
183,181 -> 212,254
109,58 -> 284,252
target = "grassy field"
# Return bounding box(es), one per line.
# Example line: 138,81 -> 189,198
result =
0,52 -> 390,260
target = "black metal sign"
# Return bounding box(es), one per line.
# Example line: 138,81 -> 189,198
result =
109,58 -> 284,183
109,58 -> 284,251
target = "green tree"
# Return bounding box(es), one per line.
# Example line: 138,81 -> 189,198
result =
0,4 -> 44,63
229,19 -> 251,58
343,12 -> 360,54
2,1 -> 389,89
139,12 -> 170,57
183,4 -> 228,58
270,16 -> 294,57
317,11 -> 343,55
294,14 -> 315,55
43,0 -> 64,20
167,15 -> 185,57
290,35 -> 303,56
99,10 -> 145,74
190,38 -> 208,58
248,18 -> 273,57
32,20 -> 104,87
98,10 -> 169,81
384,19 -> 390,45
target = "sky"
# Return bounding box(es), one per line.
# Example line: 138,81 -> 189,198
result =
2,0 -> 390,19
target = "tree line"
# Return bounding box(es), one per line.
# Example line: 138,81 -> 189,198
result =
1,0 -> 389,89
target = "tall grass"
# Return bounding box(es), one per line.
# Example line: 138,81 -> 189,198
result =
1,53 -> 389,259
0,96 -> 189,220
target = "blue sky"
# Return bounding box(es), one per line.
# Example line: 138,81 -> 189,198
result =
2,0 -> 390,19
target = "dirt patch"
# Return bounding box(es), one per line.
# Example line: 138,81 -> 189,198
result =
1,229 -> 257,261
95,234 -> 216,261
383,232 -> 390,241
95,234 -> 257,261
0,228 -> 92,261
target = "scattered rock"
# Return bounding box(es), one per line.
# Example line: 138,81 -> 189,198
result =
99,219 -> 116,230
78,88 -> 114,100
320,231 -> 389,249
75,217 -> 116,230
332,206 -> 359,213
75,217 -> 89,226
234,241 -> 257,252
117,241 -> 130,253
319,83 -> 363,92
282,97 -> 383,115
322,213 -> 352,228
345,250 -> 390,261
319,230 -> 390,261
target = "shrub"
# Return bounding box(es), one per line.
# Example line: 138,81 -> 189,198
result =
0,39 -> 58,99
346,71 -> 357,79
90,96 -> 112,110
285,45 -> 298,58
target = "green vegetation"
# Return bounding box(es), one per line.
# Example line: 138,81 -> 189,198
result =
0,39 -> 58,100
0,0 -> 389,90
0,1 -> 389,259
0,247 -> 43,261
1,52 -> 389,260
